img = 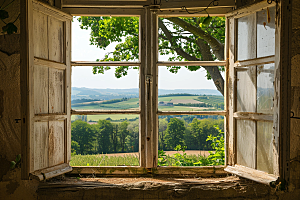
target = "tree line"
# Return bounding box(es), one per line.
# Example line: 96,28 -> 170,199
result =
71,117 -> 224,155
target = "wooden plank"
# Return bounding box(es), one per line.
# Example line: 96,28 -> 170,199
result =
49,120 -> 65,167
33,122 -> 49,171
33,10 -> 48,59
33,0 -> 73,20
34,58 -> 67,70
20,0 -> 31,179
233,112 -> 273,122
48,16 -> 64,63
234,56 -> 275,67
71,61 -> 141,66
69,166 -> 227,176
227,17 -> 235,166
63,0 -> 151,8
63,7 -> 144,16
225,165 -> 278,185
225,0 -> 276,18
159,0 -> 235,9
71,110 -> 140,115
151,10 -> 158,168
139,10 -> 146,168
157,61 -> 226,66
236,119 -> 256,169
157,111 -> 226,116
33,115 -> 67,122
157,8 -> 234,17
30,163 -> 72,181
224,17 -> 229,167
34,65 -> 48,114
65,18 -> 72,164
49,68 -> 65,113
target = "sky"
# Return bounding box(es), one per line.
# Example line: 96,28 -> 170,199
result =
71,17 -> 219,90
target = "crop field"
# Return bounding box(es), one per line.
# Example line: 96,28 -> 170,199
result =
70,150 -> 211,166
71,95 -> 222,122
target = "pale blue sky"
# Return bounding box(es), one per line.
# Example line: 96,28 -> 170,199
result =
71,17 -> 219,90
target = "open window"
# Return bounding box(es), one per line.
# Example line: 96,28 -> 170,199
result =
21,0 -> 287,184
21,0 -> 73,180
225,1 -> 279,184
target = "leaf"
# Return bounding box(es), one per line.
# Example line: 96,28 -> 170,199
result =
0,10 -> 9,20
202,15 -> 212,25
10,161 -> 16,169
2,22 -> 18,34
15,154 -> 21,163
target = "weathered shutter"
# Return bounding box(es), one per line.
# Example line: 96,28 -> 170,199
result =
21,0 -> 72,180
224,1 -> 279,185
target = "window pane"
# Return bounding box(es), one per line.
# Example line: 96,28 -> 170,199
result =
257,7 -> 275,58
236,67 -> 256,112
71,115 -> 139,166
158,66 -> 224,112
158,115 -> 224,166
72,66 -> 139,111
237,13 -> 256,61
257,63 -> 274,114
236,119 -> 256,169
72,16 -> 139,62
257,121 -> 273,174
157,17 -> 225,62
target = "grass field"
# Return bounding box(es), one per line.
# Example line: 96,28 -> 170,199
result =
70,150 -> 211,166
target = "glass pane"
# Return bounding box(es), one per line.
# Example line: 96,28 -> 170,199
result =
257,121 -> 273,174
236,119 -> 256,169
71,115 -> 139,166
158,16 -> 225,61
237,13 -> 256,61
72,66 -> 139,111
236,67 -> 256,112
72,16 -> 139,62
257,63 -> 275,114
257,7 -> 276,58
158,66 -> 224,112
158,115 -> 224,166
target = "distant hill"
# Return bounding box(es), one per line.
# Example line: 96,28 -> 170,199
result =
71,87 -> 222,101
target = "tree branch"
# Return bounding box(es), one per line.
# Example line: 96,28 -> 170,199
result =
158,18 -> 224,95
165,17 -> 224,61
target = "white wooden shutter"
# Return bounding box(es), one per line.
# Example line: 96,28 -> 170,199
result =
224,1 -> 279,185
21,0 -> 72,180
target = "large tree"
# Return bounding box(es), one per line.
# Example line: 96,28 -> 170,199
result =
164,118 -> 185,150
78,16 -> 225,95
96,120 -> 113,154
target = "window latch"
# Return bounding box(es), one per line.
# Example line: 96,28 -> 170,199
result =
146,75 -> 153,100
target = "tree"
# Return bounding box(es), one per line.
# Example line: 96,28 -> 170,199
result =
96,120 -> 113,154
158,118 -> 168,150
164,118 -> 185,150
71,120 -> 96,154
111,124 -> 119,153
78,15 -> 225,95
126,119 -> 139,152
119,121 -> 129,152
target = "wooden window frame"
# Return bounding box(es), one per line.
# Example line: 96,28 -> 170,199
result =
224,0 -> 289,185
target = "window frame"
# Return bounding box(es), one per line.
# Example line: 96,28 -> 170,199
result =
62,0 -> 289,184
224,0 -> 284,185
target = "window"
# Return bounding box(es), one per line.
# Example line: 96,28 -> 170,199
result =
22,0 -> 285,184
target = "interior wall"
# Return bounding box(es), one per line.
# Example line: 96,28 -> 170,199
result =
289,0 -> 300,191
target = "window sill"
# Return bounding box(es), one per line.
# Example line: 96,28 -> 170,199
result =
69,166 -> 227,177
225,165 -> 279,185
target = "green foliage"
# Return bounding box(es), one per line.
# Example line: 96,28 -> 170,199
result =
71,120 -> 96,154
96,120 -> 113,154
78,16 -> 225,83
205,126 -> 225,166
71,140 -> 80,156
10,154 -> 21,169
164,118 -> 185,150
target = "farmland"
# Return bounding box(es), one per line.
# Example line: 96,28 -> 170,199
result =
71,94 -> 224,122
